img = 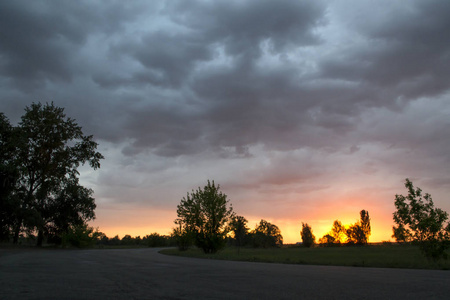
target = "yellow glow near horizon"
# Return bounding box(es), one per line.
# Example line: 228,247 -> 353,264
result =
90,194 -> 396,243
89,176 -> 401,244
91,214 -> 394,244
279,221 -> 392,244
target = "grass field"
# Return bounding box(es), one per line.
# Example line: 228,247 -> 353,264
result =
160,244 -> 450,270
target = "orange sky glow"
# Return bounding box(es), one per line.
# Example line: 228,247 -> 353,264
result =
90,195 -> 395,244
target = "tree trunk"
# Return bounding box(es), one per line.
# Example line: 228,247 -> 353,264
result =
13,221 -> 21,244
37,229 -> 43,247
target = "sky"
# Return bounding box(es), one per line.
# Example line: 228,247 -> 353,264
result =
1,0 -> 449,243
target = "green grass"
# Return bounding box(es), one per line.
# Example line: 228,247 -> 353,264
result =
160,245 -> 450,270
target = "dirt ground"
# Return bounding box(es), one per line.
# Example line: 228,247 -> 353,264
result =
1,247 -> 449,299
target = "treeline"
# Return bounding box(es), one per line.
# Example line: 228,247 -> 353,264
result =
174,179 -> 450,261
227,210 -> 372,250
173,181 -> 286,253
96,233 -> 176,248
316,210 -> 371,246
228,218 -> 283,249
8,223 -> 177,248
172,180 -> 375,253
297,210 -> 371,249
173,215 -> 285,252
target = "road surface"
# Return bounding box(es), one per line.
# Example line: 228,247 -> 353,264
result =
1,248 -> 449,299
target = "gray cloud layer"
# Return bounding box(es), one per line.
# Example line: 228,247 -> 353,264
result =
1,0 -> 450,237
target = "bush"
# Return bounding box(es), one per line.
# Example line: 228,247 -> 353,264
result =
172,227 -> 193,251
144,233 -> 174,247
61,224 -> 99,248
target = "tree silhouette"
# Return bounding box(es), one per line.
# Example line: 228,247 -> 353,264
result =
230,215 -> 249,252
360,210 -> 371,242
331,220 -> 346,244
319,211 -> 371,246
172,225 -> 193,251
175,180 -> 234,253
144,233 -> 173,247
61,223 -> 100,248
346,210 -> 371,245
251,219 -> 283,248
300,223 -> 315,247
318,234 -> 335,246
393,178 -> 450,259
345,224 -> 365,245
2,103 -> 103,245
0,113 -> 19,241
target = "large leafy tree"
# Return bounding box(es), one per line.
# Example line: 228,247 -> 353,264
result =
175,180 -> 234,253
393,179 -> 450,259
9,102 -> 103,245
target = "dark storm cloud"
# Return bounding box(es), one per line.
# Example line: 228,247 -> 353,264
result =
0,0 -> 344,156
120,102 -> 206,157
166,0 -> 324,55
92,0 -> 329,156
1,0 -> 449,161
320,0 -> 450,101
0,1 -> 145,89
171,0 -> 327,152
114,32 -> 213,88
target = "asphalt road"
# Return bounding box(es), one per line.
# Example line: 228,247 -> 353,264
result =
1,248 -> 449,299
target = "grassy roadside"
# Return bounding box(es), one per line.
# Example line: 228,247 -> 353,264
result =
160,245 -> 450,270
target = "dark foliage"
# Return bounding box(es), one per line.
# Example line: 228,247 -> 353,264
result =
0,103 -> 103,246
250,219 -> 283,248
0,113 -> 19,241
300,223 -> 315,248
229,215 -> 250,250
319,210 -> 371,246
175,180 -> 234,253
346,210 -> 371,245
318,234 -> 336,247
61,224 -> 100,248
143,233 -> 175,247
393,179 -> 450,259
94,232 -> 175,248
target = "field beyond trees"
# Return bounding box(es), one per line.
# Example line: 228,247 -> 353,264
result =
160,244 -> 450,270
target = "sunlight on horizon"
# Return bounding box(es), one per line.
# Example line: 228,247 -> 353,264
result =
90,184 -> 397,244
91,214 -> 394,244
